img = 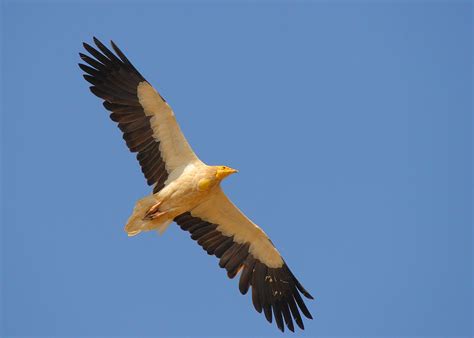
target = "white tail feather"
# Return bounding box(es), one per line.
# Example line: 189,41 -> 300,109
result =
125,195 -> 171,236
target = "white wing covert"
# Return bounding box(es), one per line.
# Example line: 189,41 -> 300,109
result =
174,188 -> 314,332
79,38 -> 200,193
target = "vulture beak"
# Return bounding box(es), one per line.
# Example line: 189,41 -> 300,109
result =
216,166 -> 238,180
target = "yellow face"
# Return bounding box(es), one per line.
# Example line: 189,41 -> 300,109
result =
215,165 -> 238,180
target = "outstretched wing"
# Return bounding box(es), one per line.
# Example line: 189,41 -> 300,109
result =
174,188 -> 313,332
79,37 -> 200,193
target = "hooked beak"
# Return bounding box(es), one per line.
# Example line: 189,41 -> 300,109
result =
216,167 -> 238,180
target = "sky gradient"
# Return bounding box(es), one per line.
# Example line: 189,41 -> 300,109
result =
1,1 -> 472,337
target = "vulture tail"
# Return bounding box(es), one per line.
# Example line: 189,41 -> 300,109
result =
125,195 -> 171,236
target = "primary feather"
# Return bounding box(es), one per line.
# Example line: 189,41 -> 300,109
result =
79,37 -> 313,332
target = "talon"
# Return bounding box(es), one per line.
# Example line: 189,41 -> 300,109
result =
148,202 -> 161,213
143,201 -> 166,221
143,201 -> 165,220
143,210 -> 167,221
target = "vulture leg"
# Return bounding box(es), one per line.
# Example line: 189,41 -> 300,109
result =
143,201 -> 164,220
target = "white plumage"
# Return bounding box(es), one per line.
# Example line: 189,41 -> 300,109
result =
80,37 -> 313,332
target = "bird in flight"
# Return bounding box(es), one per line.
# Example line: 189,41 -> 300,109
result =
79,37 -> 314,332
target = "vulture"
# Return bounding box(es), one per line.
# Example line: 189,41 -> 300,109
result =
79,37 -> 314,332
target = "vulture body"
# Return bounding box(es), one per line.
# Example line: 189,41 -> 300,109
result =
79,37 -> 314,332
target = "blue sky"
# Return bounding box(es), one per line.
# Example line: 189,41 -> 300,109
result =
1,1 -> 472,337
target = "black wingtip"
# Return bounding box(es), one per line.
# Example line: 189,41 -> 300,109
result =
82,42 -> 93,52
304,288 -> 314,300
263,306 -> 273,324
110,40 -> 125,60
295,280 -> 314,300
284,263 -> 314,300
93,37 -> 105,49
296,320 -> 305,330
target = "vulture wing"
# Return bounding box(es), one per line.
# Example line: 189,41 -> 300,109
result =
79,38 -> 201,193
174,187 -> 313,332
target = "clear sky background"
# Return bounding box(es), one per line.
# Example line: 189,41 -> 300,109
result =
1,1 -> 472,337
